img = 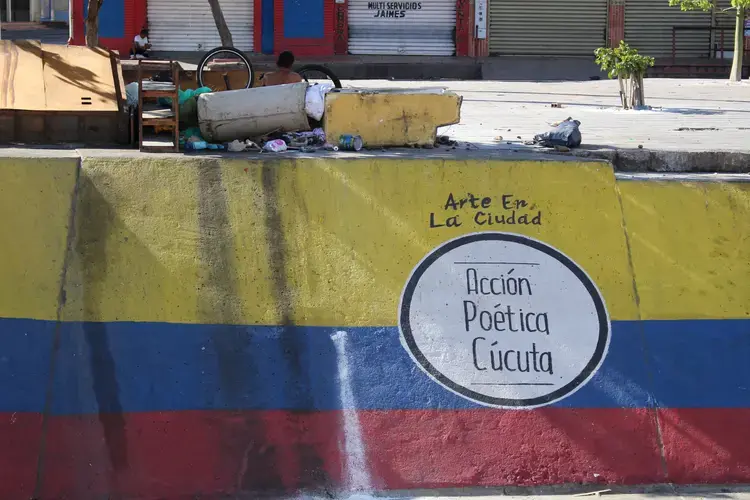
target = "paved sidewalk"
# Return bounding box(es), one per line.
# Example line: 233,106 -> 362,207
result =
348,78 -> 750,153
0,22 -> 68,44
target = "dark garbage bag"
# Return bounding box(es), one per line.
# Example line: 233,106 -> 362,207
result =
534,118 -> 582,148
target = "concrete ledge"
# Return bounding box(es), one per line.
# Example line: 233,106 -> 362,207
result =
324,89 -> 463,147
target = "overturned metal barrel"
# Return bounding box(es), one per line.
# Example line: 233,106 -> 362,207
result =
197,82 -> 310,142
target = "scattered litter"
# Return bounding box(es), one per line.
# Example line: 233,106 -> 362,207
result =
283,128 -> 327,148
638,144 -> 644,149
551,103 -> 563,108
516,136 -> 522,140
339,134 -> 364,152
227,139 -> 251,152
184,139 -> 208,151
534,117 -> 582,149
436,135 -> 456,146
495,136 -> 504,141
676,127 -> 719,131
124,82 -> 139,109
263,139 -> 288,152
554,145 -> 571,152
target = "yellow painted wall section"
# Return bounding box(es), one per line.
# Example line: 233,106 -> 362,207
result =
324,91 -> 462,147
0,157 -> 78,321
63,157 -> 638,325
619,179 -> 750,320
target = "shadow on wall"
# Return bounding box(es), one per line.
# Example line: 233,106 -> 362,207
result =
43,160 -> 346,497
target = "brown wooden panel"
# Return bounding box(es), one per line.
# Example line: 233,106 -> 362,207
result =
42,45 -> 118,112
0,41 -> 46,111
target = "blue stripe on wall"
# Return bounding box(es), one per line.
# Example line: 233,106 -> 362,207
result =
262,0 -> 275,54
0,318 -> 747,414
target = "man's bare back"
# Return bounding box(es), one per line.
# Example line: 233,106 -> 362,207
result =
261,51 -> 303,87
261,69 -> 303,87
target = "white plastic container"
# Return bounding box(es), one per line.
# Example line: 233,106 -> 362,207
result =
197,82 -> 310,142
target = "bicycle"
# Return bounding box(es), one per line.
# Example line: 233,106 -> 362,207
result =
196,46 -> 341,91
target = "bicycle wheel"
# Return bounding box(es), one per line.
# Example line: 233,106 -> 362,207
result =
197,46 -> 255,92
297,64 -> 342,89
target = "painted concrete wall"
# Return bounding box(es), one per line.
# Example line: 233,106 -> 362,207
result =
0,155 -> 748,498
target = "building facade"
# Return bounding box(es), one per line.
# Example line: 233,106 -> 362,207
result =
69,0 -> 743,60
69,0 -> 485,57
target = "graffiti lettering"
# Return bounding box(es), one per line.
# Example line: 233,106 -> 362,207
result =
428,192 -> 543,229
472,338 -> 553,374
465,267 -> 532,296
462,301 -> 550,335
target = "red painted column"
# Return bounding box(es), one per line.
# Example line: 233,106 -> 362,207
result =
254,0 -> 263,53
333,0 -> 348,55
474,0 -> 488,57
609,0 -> 625,47
455,0 -> 471,56
70,0 -> 84,45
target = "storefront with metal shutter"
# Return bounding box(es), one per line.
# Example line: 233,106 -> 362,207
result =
148,0 -> 254,51
712,0 -> 736,57
489,0 -> 607,55
348,0 -> 456,55
624,0 -> 711,58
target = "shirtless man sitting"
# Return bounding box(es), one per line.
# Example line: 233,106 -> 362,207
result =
261,51 -> 303,86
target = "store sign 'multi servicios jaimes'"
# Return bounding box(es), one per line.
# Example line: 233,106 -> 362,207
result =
367,1 -> 423,18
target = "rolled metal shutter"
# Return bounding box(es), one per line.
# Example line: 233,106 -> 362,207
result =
348,0 -> 456,55
625,0 -> 711,58
713,0 -> 736,57
148,0 -> 254,52
489,0 -> 608,56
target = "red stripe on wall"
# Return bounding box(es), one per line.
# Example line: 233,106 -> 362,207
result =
39,411 -> 345,498
3,409 -> 745,498
29,408 -> 668,498
361,408 -> 665,488
659,409 -> 750,484
0,413 -> 42,499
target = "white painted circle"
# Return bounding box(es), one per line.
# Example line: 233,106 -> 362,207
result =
399,232 -> 610,409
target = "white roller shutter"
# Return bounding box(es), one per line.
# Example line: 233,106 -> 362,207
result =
713,0 -> 736,57
348,0 -> 456,56
148,0 -> 254,52
625,0 -> 711,58
489,0 -> 608,55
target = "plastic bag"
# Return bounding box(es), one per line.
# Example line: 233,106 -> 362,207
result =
263,139 -> 288,152
305,82 -> 335,121
534,118 -> 582,148
124,82 -> 139,109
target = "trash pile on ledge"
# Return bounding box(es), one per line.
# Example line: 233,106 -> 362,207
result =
126,70 -> 463,154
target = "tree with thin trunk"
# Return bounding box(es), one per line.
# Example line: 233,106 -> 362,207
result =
85,0 -> 103,47
596,42 -> 655,109
669,0 -> 749,81
207,0 -> 234,47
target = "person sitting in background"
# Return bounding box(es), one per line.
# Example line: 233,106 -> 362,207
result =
130,29 -> 151,59
261,51 -> 303,86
